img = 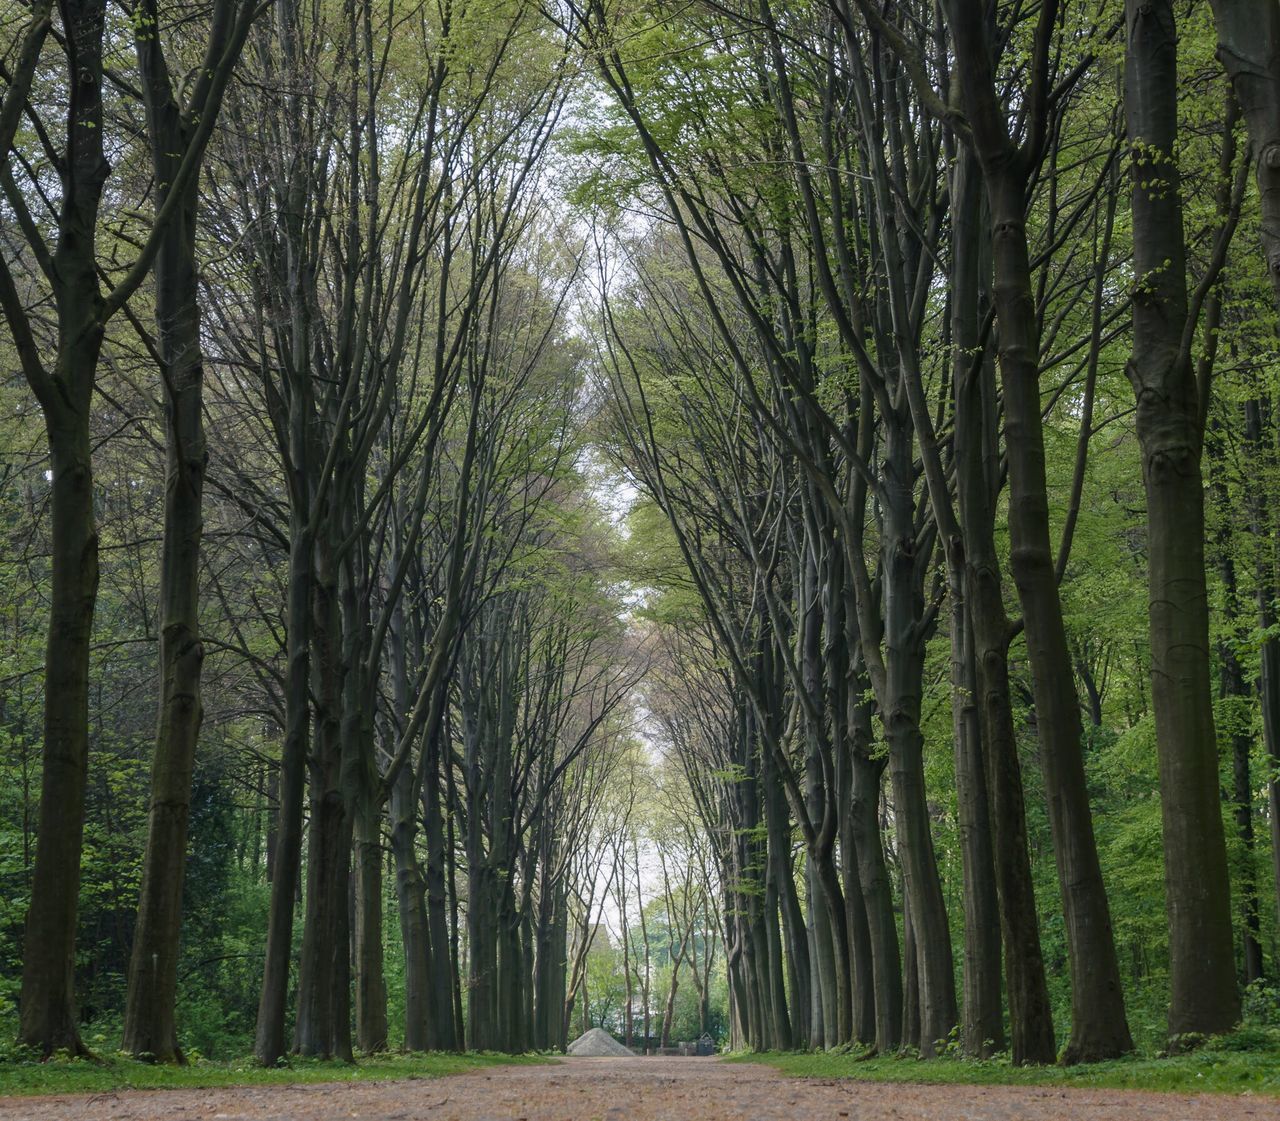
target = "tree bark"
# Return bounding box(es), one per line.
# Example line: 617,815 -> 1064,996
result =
1125,0 -> 1240,1038
1244,396 -> 1280,942
951,144 -> 1056,1066
122,22 -> 209,1059
11,0 -> 110,1059
948,0 -> 1133,1061
19,402 -> 100,1058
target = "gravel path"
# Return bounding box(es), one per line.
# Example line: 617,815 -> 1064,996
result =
2,1057 -> 1278,1121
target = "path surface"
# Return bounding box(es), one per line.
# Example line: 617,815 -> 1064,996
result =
3,1057 -> 1279,1120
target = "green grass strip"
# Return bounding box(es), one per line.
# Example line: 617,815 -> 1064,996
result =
729,1031 -> 1280,1097
0,1050 -> 547,1097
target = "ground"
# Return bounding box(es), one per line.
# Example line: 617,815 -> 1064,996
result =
3,1056 -> 1280,1120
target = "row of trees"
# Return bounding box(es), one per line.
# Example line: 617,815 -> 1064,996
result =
564,765 -> 725,1050
580,0 -> 1280,1063
7,0 -> 1280,1069
0,0 -> 646,1063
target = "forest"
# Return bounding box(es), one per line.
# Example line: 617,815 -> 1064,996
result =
1,0 -> 1280,1077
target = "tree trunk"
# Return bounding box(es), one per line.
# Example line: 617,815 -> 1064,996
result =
424,730 -> 458,1048
294,537 -> 350,1058
1125,0 -> 1240,1038
948,0 -> 1133,1060
122,93 -> 206,1063
951,596 -> 1004,1057
880,418 -> 956,1057
19,403 -> 101,1058
1209,0 -> 1280,312
848,747 -> 902,1053
16,0 -> 110,1057
900,892 -> 920,1052
391,761 -> 431,1051
1244,397 -> 1280,942
354,798 -> 387,1053
1210,414 -> 1266,986
950,143 -> 1056,1065
254,513 -> 312,1063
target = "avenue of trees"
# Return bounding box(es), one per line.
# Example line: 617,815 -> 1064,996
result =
1,0 -> 1280,1069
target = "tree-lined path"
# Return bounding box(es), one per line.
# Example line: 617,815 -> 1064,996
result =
4,1059 -> 1280,1121
8,0 -> 1280,1101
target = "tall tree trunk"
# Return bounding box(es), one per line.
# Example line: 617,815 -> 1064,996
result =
254,513 -> 312,1063
390,760 -> 431,1050
424,730 -> 458,1048
900,892 -> 920,1052
1210,415 -> 1266,986
951,144 -> 1056,1065
387,588 -> 431,1051
1244,396 -> 1280,938
1125,0 -> 1240,1038
122,85 -> 206,1062
848,745 -> 902,1053
1225,646 -> 1265,984
951,600 -> 1004,1057
19,403 -> 100,1058
880,419 -> 956,1057
948,0 -> 1133,1060
353,797 -> 387,1053
1209,0 -> 1280,313
294,536 -> 350,1058
253,0 -> 314,1054
15,0 -> 110,1057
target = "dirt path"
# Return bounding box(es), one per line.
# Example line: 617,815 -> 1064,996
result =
2,1057 -> 1279,1121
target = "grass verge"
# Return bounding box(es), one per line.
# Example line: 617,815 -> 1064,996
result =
729,1031 -> 1280,1096
0,1050 -> 546,1097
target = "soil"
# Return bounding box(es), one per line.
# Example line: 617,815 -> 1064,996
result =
2,1057 -> 1278,1121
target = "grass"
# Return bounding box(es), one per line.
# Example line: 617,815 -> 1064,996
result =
0,1049 -> 546,1097
729,1029 -> 1280,1096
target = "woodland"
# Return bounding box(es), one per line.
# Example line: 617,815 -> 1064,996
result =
1,0 -> 1280,1077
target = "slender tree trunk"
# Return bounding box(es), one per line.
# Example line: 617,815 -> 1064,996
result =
1210,415 -> 1266,985
848,746 -> 902,1053
424,730 -> 457,1048
951,597 -> 1003,1057
15,0 -> 110,1056
900,892 -> 920,1052
387,587 -> 431,1051
950,144 -> 1056,1065
391,760 -> 431,1050
1209,0 -> 1280,312
354,797 -> 387,1053
254,512 -> 313,1063
880,419 -> 956,1057
121,209 -> 206,1062
121,2 -> 222,1055
948,0 -> 1133,1060
19,403 -> 101,1058
1244,397 -> 1280,938
253,0 -> 315,1048
989,154 -> 1131,1063
294,535 -> 349,1058
1225,647 -> 1265,984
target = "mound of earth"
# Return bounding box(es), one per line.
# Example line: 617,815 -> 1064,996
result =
566,1026 -> 636,1056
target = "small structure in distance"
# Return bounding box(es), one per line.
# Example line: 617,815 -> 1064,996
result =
566,1027 -> 637,1056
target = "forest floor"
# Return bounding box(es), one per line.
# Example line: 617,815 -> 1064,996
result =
3,1055 -> 1280,1120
